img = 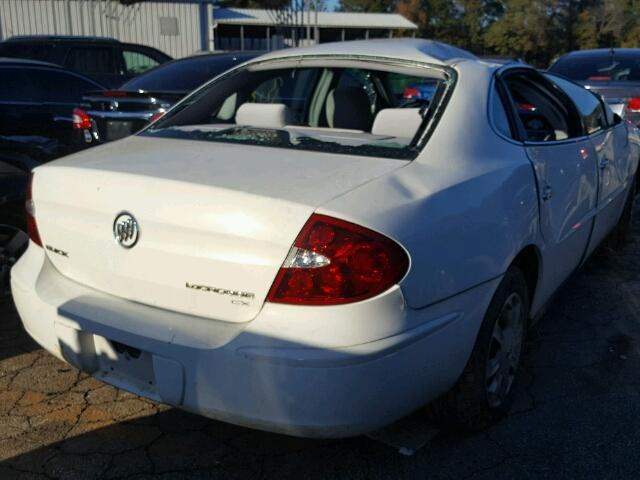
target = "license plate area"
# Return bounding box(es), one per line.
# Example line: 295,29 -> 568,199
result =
105,120 -> 134,140
95,337 -> 156,390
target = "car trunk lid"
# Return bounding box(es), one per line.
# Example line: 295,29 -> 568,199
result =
33,135 -> 407,323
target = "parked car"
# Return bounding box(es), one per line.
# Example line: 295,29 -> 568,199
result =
0,36 -> 171,88
0,137 -> 49,298
549,48 -> 640,125
12,39 -> 640,438
76,52 -> 262,144
0,58 -> 104,158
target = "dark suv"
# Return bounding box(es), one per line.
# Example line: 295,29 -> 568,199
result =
0,36 -> 171,88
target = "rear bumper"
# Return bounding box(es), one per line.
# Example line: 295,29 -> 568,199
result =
12,244 -> 500,438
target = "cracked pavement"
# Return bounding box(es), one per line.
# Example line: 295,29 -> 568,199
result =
3,213 -> 640,479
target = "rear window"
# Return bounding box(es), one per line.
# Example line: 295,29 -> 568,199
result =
0,43 -> 54,62
121,54 -> 258,92
550,52 -> 640,81
141,60 -> 453,160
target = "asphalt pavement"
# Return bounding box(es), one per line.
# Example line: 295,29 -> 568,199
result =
2,213 -> 640,479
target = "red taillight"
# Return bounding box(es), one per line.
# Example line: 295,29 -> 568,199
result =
628,97 -> 640,113
403,86 -> 420,99
26,173 -> 42,247
266,214 -> 409,305
149,110 -> 165,123
517,102 -> 537,112
72,108 -> 92,130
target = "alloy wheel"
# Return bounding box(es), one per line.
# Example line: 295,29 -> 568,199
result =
485,292 -> 525,408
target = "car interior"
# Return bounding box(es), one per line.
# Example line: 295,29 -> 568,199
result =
144,61 -> 452,159
504,73 -> 582,142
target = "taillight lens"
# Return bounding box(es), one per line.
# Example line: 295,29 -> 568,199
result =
72,108 -> 92,130
149,110 -> 166,123
266,214 -> 409,305
25,173 -> 42,247
627,97 -> 640,112
403,86 -> 420,99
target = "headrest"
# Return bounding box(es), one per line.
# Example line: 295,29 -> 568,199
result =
326,86 -> 374,131
371,108 -> 423,138
235,103 -> 294,129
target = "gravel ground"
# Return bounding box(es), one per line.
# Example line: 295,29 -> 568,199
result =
2,213 -> 640,479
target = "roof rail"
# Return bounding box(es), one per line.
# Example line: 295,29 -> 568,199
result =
5,35 -> 119,43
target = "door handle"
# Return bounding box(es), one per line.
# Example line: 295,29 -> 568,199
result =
600,158 -> 610,169
541,185 -> 553,201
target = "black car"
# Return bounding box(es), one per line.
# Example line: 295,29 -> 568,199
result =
78,52 -> 261,144
0,137 -> 50,298
0,58 -> 104,158
549,48 -> 640,125
0,36 -> 171,88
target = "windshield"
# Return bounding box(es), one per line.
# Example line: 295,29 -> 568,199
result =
550,52 -> 640,81
121,53 -> 259,92
142,60 -> 452,160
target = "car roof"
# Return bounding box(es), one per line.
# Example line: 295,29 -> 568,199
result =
256,38 -> 477,66
558,48 -> 640,59
159,51 -> 263,67
0,57 -> 63,68
4,35 -> 119,43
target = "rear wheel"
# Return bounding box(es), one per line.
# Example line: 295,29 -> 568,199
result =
0,225 -> 28,300
426,267 -> 529,431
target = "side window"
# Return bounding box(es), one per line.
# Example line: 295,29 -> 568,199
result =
0,43 -> 54,62
34,70 -> 100,103
491,84 -> 512,138
546,74 -> 607,134
0,68 -> 40,102
122,49 -> 161,76
386,72 -> 438,107
504,71 -> 580,142
65,47 -> 116,74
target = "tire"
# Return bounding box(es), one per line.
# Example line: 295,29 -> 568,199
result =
604,182 -> 636,252
426,267 -> 529,432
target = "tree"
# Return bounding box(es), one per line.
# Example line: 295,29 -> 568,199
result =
484,0 -> 565,66
339,0 -> 397,13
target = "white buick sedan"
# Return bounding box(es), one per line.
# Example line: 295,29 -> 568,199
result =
12,39 -> 640,438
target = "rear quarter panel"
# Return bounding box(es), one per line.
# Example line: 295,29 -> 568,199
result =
319,61 -> 541,310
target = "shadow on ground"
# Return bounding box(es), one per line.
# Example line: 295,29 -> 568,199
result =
2,214 -> 640,479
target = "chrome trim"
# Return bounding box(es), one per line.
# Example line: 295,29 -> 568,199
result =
87,110 -> 155,120
84,96 -> 158,104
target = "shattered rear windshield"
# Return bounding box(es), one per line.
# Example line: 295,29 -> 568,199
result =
141,59 -> 453,160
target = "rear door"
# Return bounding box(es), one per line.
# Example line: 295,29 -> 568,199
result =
548,74 -> 631,254
500,68 -> 599,303
0,66 -> 50,137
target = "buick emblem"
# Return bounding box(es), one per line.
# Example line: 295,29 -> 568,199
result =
113,213 -> 139,248
109,99 -> 119,111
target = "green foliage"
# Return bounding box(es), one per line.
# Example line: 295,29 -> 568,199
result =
337,0 -> 640,67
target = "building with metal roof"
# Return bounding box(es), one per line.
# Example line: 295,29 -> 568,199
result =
212,8 -> 418,52
0,0 -> 419,58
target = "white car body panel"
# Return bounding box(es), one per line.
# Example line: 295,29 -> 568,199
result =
11,39 -> 640,437
32,137 -> 406,322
